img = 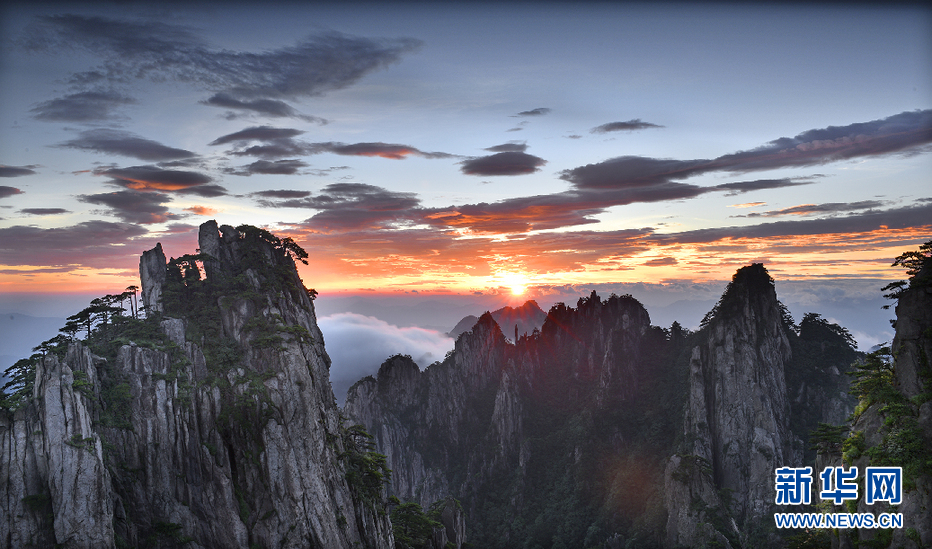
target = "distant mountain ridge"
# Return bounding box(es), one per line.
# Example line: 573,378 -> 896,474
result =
345,266 -> 866,547
6,222 -> 928,548
448,300 -> 547,341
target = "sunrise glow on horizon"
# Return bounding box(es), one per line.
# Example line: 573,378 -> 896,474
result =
0,221 -> 929,295
0,2 -> 929,308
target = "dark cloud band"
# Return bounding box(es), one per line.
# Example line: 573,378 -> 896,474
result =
202,93 -> 327,123
79,189 -> 177,224
212,129 -> 455,160
19,208 -> 71,215
30,88 -> 135,122
515,108 -> 551,116
252,189 -> 312,199
591,119 -> 663,133
97,165 -> 226,197
58,129 -> 196,161
24,15 -> 422,123
0,165 -> 38,178
460,151 -> 547,176
484,142 -> 527,153
227,159 -> 310,176
0,186 -> 25,198
209,126 -> 306,146
738,200 -> 886,218
649,202 -> 932,245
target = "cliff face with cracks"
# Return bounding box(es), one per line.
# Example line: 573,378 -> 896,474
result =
0,220 -> 392,548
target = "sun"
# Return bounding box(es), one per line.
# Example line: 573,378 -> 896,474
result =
499,271 -> 529,296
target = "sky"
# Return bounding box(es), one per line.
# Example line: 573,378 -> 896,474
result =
1,1 -> 931,377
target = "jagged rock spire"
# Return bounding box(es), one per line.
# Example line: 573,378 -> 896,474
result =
669,263 -> 794,547
139,242 -> 166,314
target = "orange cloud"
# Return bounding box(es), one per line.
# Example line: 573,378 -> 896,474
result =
97,165 -> 227,198
3,207 -> 929,298
184,205 -> 220,216
286,222 -> 930,293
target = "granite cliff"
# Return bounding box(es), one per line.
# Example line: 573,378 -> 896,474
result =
664,264 -> 853,548
3,216 -> 897,548
817,244 -> 932,549
346,265 -> 859,548
1,221 -> 393,548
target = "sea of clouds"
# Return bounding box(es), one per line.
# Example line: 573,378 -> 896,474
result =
318,312 -> 454,405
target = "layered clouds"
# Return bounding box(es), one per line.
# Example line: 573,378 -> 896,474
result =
215,135 -> 455,161
246,110 -> 932,244
11,13 -> 426,244
562,110 -> 932,190
21,14 -> 421,123
0,221 -> 149,268
264,109 -> 931,288
1,7 -> 930,301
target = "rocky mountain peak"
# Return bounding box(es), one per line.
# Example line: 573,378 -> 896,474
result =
701,262 -> 786,330
668,263 -> 795,546
1,220 -> 392,548
728,262 -> 776,295
448,300 -> 547,341
375,354 -> 422,409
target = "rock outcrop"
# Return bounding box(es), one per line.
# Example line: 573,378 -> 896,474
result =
349,266 -> 859,547
0,221 -> 393,548
664,264 -> 860,548
667,264 -> 794,546
821,253 -> 932,549
139,242 -> 166,315
0,346 -> 114,548
663,455 -> 734,549
346,293 -> 668,547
